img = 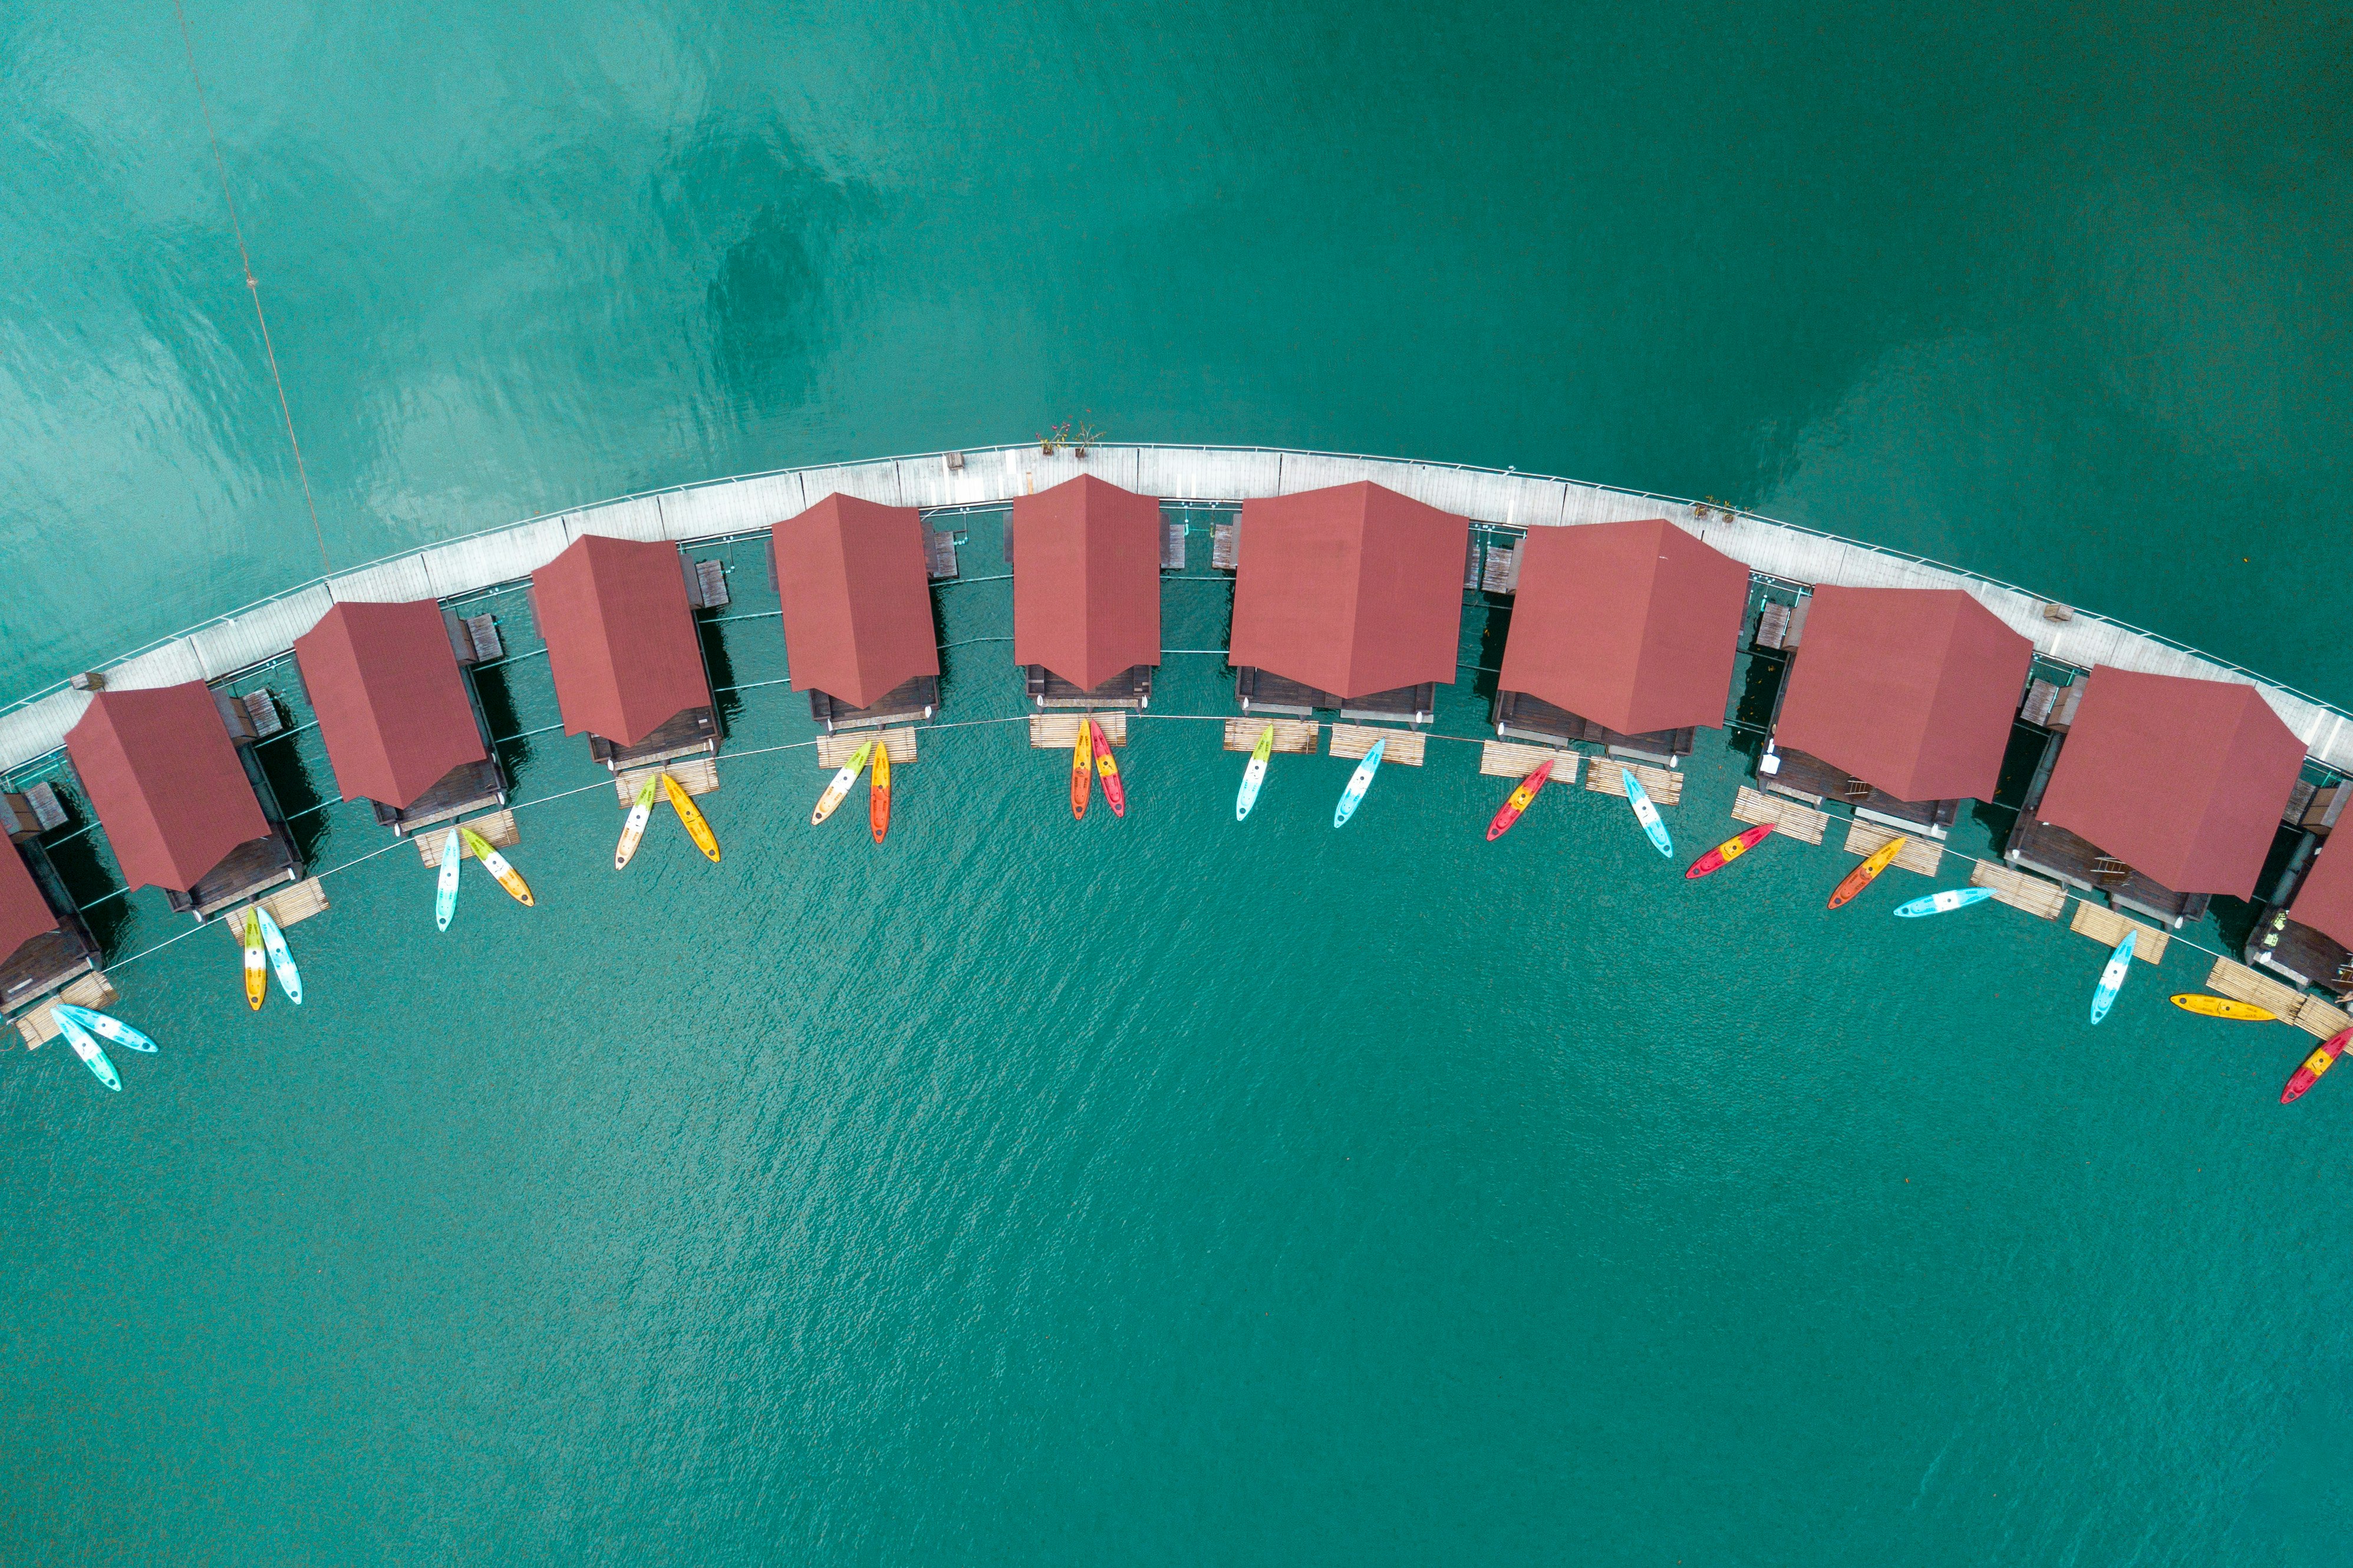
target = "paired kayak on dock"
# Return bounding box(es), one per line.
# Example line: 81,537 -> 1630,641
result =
1334,738 -> 1385,828
1828,837 -> 1908,910
2090,930 -> 2136,1025
1893,887 -> 1993,918
1486,758 -> 1554,841
1687,823 -> 1773,879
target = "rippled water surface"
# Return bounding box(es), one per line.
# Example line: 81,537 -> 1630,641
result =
3,4 -> 2351,1564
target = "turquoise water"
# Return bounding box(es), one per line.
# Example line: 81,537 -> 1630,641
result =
5,4 -> 2353,1563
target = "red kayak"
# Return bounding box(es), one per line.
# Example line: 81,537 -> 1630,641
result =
1486,758 -> 1556,841
2282,1026 -> 2353,1104
1686,823 -> 1774,879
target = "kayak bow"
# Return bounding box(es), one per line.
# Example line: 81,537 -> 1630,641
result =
1828,837 -> 1909,910
1487,758 -> 1555,841
1687,823 -> 1773,879
1090,719 -> 1126,817
813,740 -> 872,826
1334,738 -> 1385,828
663,772 -> 721,862
615,775 -> 657,869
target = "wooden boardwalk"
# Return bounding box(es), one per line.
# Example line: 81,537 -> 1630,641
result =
1585,760 -> 1682,806
818,727 -> 918,768
1731,785 -> 1828,845
1029,712 -> 1128,749
1478,741 -> 1579,783
414,809 -> 520,866
616,755 -> 719,804
2204,957 -> 2353,1041
14,970 -> 119,1049
2068,900 -> 2167,963
1969,859 -> 2068,920
1842,820 -> 1942,878
1328,723 -> 1426,766
1222,718 -> 1319,755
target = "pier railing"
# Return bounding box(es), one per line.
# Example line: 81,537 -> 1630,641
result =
8,443 -> 2352,774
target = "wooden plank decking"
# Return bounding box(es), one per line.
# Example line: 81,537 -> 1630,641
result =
1584,760 -> 1683,806
414,810 -> 520,866
1841,820 -> 1942,878
615,755 -> 718,804
817,728 -> 918,768
1222,718 -> 1319,755
1732,785 -> 1828,845
1029,712 -> 1128,750
2204,957 -> 2353,1040
1328,723 -> 1426,766
15,970 -> 121,1049
1478,741 -> 1579,783
1969,859 -> 2068,920
2068,900 -> 2167,963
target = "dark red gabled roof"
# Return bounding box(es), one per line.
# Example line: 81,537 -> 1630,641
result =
772,495 -> 940,711
1011,476 -> 1162,693
0,845 -> 60,960
1228,482 -> 1468,699
1774,586 -> 2033,803
1497,519 -> 1749,736
295,600 -> 487,809
2288,838 -> 2353,952
532,534 -> 711,748
66,683 -> 271,894
2036,667 -> 2304,896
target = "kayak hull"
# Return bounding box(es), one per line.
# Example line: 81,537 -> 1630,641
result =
615,777 -> 657,869
435,829 -> 462,930
661,773 -> 721,861
1487,758 -> 1556,841
1828,837 -> 1908,910
813,741 -> 872,826
1236,727 -> 1275,821
1089,720 -> 1126,817
243,909 -> 267,1011
1070,722 -> 1092,820
1893,887 -> 1993,918
2090,930 -> 2137,1025
258,906 -> 302,1005
1688,823 -> 1773,879
54,1013 -> 121,1092
55,1005 -> 156,1054
2170,994 -> 2277,1021
1622,770 -> 1673,857
1334,739 -> 1385,828
871,742 -> 892,843
461,827 -> 534,905
2283,1028 -> 2353,1103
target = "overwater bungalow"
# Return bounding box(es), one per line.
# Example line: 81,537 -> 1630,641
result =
773,495 -> 941,731
1764,586 -> 2033,837
2007,666 -> 2304,926
2252,836 -> 2353,995
1490,517 -> 1749,765
533,534 -> 721,772
294,600 -> 507,836
1227,481 -> 1468,725
0,836 -> 100,1025
65,682 -> 305,921
1010,475 -> 1161,708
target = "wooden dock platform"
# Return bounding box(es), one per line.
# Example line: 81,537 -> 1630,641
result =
1732,785 -> 1828,845
1585,760 -> 1682,806
2068,900 -> 2167,963
615,755 -> 718,804
1968,859 -> 2068,920
1222,718 -> 1319,755
2203,957 -> 2353,1041
14,971 -> 120,1049
414,811 -> 520,866
817,727 -> 918,768
1842,820 -> 1942,877
218,878 -> 331,949
1329,723 -> 1426,767
1478,740 -> 1580,783
1029,712 -> 1128,750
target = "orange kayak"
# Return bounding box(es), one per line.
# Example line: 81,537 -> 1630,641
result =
1070,718 -> 1092,820
1687,823 -> 1774,879
1090,719 -> 1126,817
460,825 -> 535,906
1487,758 -> 1556,841
871,739 -> 892,844
1828,836 -> 1907,909
242,908 -> 267,1011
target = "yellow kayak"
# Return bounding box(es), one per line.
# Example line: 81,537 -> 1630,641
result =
813,740 -> 872,826
663,772 -> 720,863
871,738 -> 892,843
1070,718 -> 1092,819
2169,993 -> 2278,1022
1828,836 -> 1907,910
460,825 -> 535,906
242,907 -> 267,1011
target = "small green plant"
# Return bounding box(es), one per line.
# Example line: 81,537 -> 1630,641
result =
1037,414 -> 1107,456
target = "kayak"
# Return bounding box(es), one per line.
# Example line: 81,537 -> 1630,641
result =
1070,718 -> 1093,820
1235,724 -> 1275,821
663,772 -> 720,862
1828,836 -> 1909,910
434,827 -> 462,930
54,1005 -> 156,1054
2282,1026 -> 2353,1104
1090,719 -> 1126,818
1334,738 -> 1386,828
1622,769 -> 1673,857
242,908 -> 267,1011
258,906 -> 302,1005
52,1011 -> 121,1092
871,739 -> 892,844
460,826 -> 535,906
813,740 -> 872,826
1486,757 -> 1555,841
2169,993 -> 2278,1022
615,775 -> 657,869
1686,823 -> 1773,879
2089,929 -> 2136,1025
1893,887 -> 1994,918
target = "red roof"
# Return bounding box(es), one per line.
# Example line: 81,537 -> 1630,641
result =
66,683 -> 271,894
0,845 -> 60,959
771,495 -> 939,711
532,535 -> 711,748
1775,586 -> 2032,803
1228,482 -> 1468,698
2036,667 -> 2304,896
2288,839 -> 2353,951
1011,476 -> 1163,692
1497,519 -> 1749,735
295,600 -> 487,809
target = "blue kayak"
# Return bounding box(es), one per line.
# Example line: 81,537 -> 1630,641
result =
434,828 -> 461,932
1333,738 -> 1385,828
258,906 -> 302,1005
52,1010 -> 121,1092
2090,929 -> 2137,1025
1893,887 -> 1995,918
1623,770 -> 1673,857
54,1004 -> 156,1053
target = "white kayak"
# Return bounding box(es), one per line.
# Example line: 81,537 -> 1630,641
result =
1236,724 -> 1276,822
54,1004 -> 156,1053
258,906 -> 302,1005
615,775 -> 657,869
1333,738 -> 1385,828
53,1010 -> 121,1092
2090,929 -> 2136,1025
435,829 -> 462,932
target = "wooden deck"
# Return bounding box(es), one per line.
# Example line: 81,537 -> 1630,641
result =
1586,760 -> 1683,807
1841,820 -> 1942,878
1732,784 -> 1828,845
14,970 -> 120,1049
413,810 -> 521,866
615,755 -> 719,804
2067,900 -> 2167,963
1328,724 -> 1426,766
1478,741 -> 1581,783
1969,859 -> 2068,920
2249,915 -> 2353,994
817,727 -> 918,768
1222,718 -> 1319,755
2204,957 -> 2353,1040
1029,712 -> 1129,749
